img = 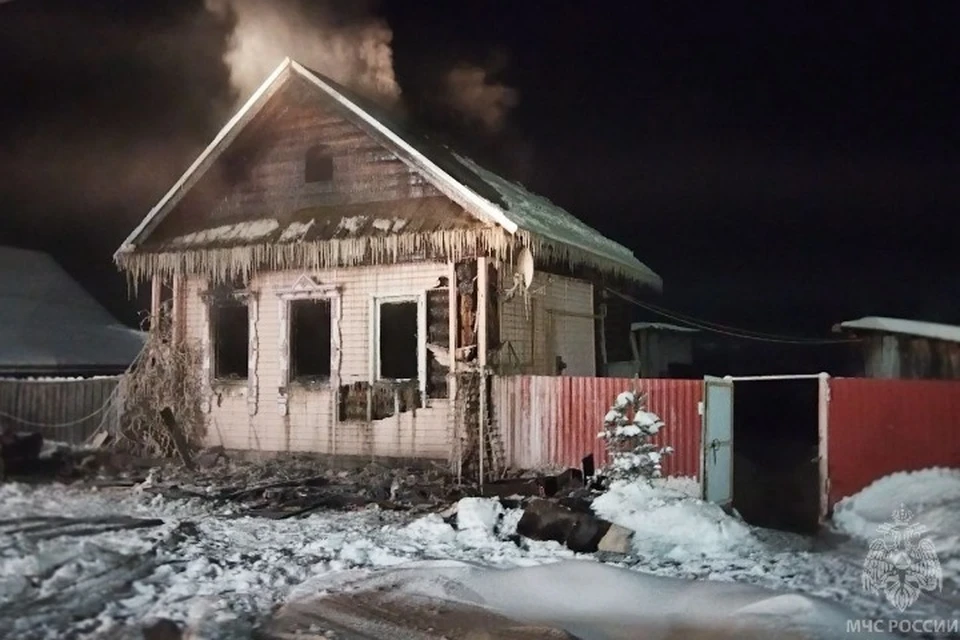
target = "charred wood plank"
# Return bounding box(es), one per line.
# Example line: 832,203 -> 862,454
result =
160,407 -> 195,470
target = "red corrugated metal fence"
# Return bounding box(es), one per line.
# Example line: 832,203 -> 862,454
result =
493,375 -> 703,478
827,378 -> 960,507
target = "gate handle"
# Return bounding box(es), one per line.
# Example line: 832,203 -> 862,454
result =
710,438 -> 721,464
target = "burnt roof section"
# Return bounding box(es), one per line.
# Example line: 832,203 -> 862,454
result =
301,65 -> 660,285
142,197 -> 478,252
117,59 -> 661,288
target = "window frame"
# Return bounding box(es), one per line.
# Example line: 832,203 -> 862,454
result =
199,284 -> 259,415
277,277 -> 341,390
211,299 -> 251,381
288,298 -> 335,383
370,294 -> 427,396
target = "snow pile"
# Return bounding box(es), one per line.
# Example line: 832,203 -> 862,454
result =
456,497 -> 503,539
833,467 -> 960,580
593,479 -> 758,561
293,560 -> 892,639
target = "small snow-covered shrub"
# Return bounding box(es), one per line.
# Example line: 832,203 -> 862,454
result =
597,390 -> 673,484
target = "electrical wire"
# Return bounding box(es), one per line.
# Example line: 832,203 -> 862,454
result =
0,337 -> 146,431
604,287 -> 860,345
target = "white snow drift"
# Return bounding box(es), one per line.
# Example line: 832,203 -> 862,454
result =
833,467 -> 960,582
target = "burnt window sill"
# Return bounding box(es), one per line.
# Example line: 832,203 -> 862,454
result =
288,377 -> 331,390
213,377 -> 248,387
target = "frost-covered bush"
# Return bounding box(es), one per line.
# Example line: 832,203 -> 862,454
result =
597,390 -> 673,483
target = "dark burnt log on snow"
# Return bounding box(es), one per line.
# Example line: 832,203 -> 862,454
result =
0,430 -> 44,478
516,498 -> 633,554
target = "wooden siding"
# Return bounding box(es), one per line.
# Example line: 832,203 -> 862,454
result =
0,376 -> 122,445
499,271 -> 595,376
148,76 -> 479,245
184,263 -> 451,458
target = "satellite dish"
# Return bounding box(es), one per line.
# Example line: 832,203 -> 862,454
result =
517,247 -> 535,290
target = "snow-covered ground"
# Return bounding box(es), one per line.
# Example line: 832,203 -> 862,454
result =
281,560 -> 891,639
833,467 -> 960,582
2,471 -> 959,638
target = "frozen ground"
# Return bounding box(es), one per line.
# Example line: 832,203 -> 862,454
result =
1,471 -> 959,639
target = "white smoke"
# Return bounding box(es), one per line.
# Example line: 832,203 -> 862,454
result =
205,0 -> 401,107
443,63 -> 519,133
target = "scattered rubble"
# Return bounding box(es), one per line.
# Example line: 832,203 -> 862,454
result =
0,429 -> 112,481
1,427 -> 635,558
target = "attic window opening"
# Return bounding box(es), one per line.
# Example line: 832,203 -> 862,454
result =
305,145 -> 334,183
378,300 -> 418,380
290,299 -> 332,382
213,300 -> 249,380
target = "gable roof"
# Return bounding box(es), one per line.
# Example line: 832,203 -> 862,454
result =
116,58 -> 660,289
838,316 -> 960,344
0,247 -> 146,374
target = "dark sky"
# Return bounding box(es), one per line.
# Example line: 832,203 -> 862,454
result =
2,1 -> 958,344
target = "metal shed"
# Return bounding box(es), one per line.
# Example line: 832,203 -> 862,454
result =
835,316 -> 960,380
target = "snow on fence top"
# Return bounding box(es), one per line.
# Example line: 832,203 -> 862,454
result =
630,322 -> 700,333
839,316 -> 960,344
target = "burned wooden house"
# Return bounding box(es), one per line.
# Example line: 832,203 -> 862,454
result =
835,316 -> 960,380
114,58 -> 661,466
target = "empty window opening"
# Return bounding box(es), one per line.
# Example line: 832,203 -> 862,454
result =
305,145 -> 334,183
290,299 -> 332,381
213,301 -> 249,379
379,300 -> 418,380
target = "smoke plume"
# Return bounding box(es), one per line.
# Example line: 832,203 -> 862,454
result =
205,0 -> 401,107
443,62 -> 519,134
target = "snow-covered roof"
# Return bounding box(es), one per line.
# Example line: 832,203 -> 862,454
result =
116,58 -> 660,288
838,316 -> 960,343
0,247 -> 146,373
630,322 -> 700,333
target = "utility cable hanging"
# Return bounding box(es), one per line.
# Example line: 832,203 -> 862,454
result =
0,380 -> 123,428
0,334 -> 146,430
635,296 -> 848,342
604,287 -> 860,345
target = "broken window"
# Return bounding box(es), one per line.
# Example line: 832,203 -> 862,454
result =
378,300 -> 418,380
290,299 -> 332,381
305,145 -> 334,183
213,300 -> 249,380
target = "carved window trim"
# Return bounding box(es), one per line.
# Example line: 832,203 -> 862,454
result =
369,293 -> 427,403
276,275 -> 342,416
198,286 -> 259,415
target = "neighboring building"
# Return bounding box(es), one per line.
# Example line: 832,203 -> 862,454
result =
606,322 -> 698,378
113,58 -> 661,463
835,316 -> 960,380
0,246 -> 146,378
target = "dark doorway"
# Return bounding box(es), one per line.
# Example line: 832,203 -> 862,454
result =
733,378 -> 821,534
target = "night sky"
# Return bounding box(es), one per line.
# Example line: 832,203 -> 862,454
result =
2,1 -> 958,355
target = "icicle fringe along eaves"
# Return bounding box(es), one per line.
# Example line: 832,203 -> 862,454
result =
114,229 -> 657,289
